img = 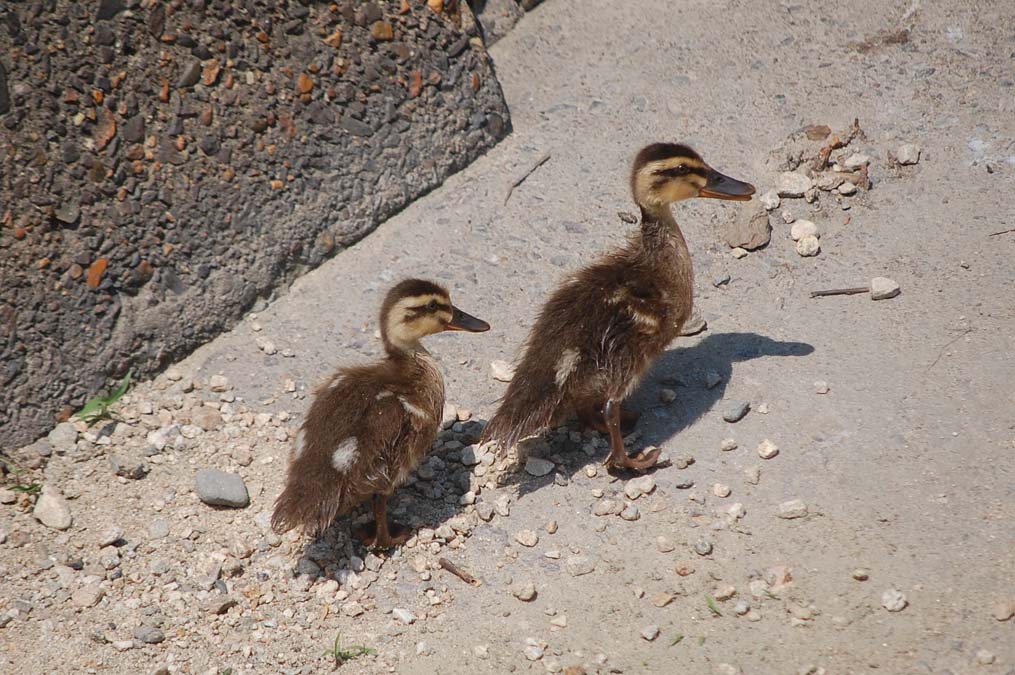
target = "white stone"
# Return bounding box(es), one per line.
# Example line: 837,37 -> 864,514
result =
976,649 -> 996,665
896,143 -> 921,165
566,556 -> 595,577
640,625 -> 660,641
731,247 -> 748,259
593,499 -> 623,517
759,190 -> 780,210
209,375 -> 230,392
512,581 -> 537,601
814,381 -> 830,394
623,475 -> 656,500
789,219 -> 819,241
33,485 -> 72,530
514,530 -> 539,547
757,439 -> 779,459
713,483 -> 731,498
524,457 -> 554,477
778,499 -> 808,519
255,337 -> 278,355
777,172 -> 813,198
714,585 -> 737,601
392,608 -> 416,624
870,277 -> 901,300
843,153 -> 871,169
620,503 -> 640,521
881,589 -> 907,612
837,181 -> 857,196
720,438 -> 737,452
71,584 -> 105,608
490,360 -> 515,382
745,466 -> 762,484
795,235 -> 820,257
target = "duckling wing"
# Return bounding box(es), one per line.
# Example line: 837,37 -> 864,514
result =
271,365 -> 438,536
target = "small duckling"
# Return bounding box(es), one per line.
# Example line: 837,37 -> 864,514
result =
271,279 -> 489,548
482,143 -> 754,471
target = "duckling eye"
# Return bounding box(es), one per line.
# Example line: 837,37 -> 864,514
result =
426,300 -> 439,311
675,164 -> 690,175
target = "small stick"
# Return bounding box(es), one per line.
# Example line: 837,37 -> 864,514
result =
504,153 -> 551,205
988,228 -> 1015,237
810,287 -> 869,298
439,557 -> 481,586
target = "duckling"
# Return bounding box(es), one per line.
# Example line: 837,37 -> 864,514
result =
482,143 -> 754,471
271,279 -> 489,548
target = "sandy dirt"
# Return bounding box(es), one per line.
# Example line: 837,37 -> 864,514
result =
2,1 -> 1014,674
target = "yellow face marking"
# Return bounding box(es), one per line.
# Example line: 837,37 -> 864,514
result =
633,157 -> 709,207
385,293 -> 454,348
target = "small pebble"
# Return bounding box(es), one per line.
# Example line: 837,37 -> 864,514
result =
525,457 -> 554,477
837,181 -> 857,196
675,562 -> 695,576
97,526 -> 124,548
623,475 -> 656,500
546,520 -> 558,534
713,483 -> 731,498
744,466 -> 762,485
789,219 -> 819,241
881,588 -> 908,612
731,247 -> 748,259
656,536 -> 674,553
795,235 -> 820,257
195,469 -> 250,508
777,172 -> 813,198
723,401 -> 750,423
392,608 -> 416,624
759,190 -> 780,210
870,277 -> 901,300
712,272 -> 731,288
720,438 -> 737,452
33,485 -> 73,530
514,530 -> 539,547
975,649 -> 996,665
814,381 -> 829,394
693,540 -> 713,556
566,556 -> 595,577
757,440 -> 779,459
733,600 -> 751,616
640,625 -> 660,641
713,585 -> 737,601
843,153 -> 870,169
620,504 -> 640,521
991,600 -> 1015,621
896,143 -> 921,165
852,569 -> 870,581
513,581 -> 537,602
778,499 -> 808,519
659,388 -> 677,403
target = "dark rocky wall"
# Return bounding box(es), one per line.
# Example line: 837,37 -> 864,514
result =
0,0 -> 511,447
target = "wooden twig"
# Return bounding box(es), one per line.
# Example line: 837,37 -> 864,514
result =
810,287 -> 869,298
926,327 -> 973,372
504,153 -> 551,205
988,228 -> 1015,237
438,557 -> 481,586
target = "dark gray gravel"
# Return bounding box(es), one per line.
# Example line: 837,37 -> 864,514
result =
0,0 -> 512,447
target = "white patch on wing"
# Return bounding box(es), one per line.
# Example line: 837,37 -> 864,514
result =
375,390 -> 394,400
554,348 -> 581,388
331,438 -> 358,472
398,396 -> 428,420
292,428 -> 306,460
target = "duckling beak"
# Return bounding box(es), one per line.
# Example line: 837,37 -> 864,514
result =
699,168 -> 756,201
446,306 -> 490,333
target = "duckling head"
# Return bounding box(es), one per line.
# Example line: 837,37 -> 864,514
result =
631,143 -> 756,211
380,278 -> 490,353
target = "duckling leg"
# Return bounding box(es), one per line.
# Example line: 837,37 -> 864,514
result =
578,402 -> 640,434
603,399 -> 660,472
356,494 -> 411,549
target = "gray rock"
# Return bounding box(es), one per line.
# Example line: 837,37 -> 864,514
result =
896,143 -> 921,165
392,607 -> 416,624
71,584 -> 105,608
694,540 -> 713,556
640,625 -> 660,641
47,423 -> 78,452
566,555 -> 595,577
512,581 -> 537,601
524,457 -> 554,477
722,401 -> 750,423
870,277 -> 900,300
0,488 -> 14,504
176,61 -> 202,88
623,475 -> 656,500
759,190 -> 780,210
723,210 -> 771,250
29,439 -> 53,458
620,503 -> 640,521
149,518 -> 170,539
109,455 -> 149,480
133,625 -> 166,644
777,172 -> 813,198
881,589 -> 907,612
33,485 -> 72,530
195,469 -> 250,508
778,499 -> 808,519
680,312 -> 707,336
206,596 -> 238,615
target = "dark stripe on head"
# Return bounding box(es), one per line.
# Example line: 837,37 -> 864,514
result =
655,165 -> 707,179
633,143 -> 703,171
381,278 -> 449,322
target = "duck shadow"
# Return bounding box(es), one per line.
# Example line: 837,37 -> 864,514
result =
504,331 -> 815,499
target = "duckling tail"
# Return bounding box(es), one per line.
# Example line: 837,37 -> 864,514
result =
271,466 -> 343,537
480,369 -> 563,451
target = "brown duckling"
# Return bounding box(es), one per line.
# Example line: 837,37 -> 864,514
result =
271,279 -> 489,548
482,143 -> 755,471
